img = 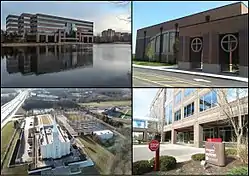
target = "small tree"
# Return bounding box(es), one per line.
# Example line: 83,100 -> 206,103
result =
214,88 -> 248,158
173,38 -> 179,64
145,44 -> 154,61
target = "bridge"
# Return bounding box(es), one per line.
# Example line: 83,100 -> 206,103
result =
1,90 -> 30,129
133,117 -> 158,141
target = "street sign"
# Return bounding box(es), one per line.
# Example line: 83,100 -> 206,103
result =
148,140 -> 160,151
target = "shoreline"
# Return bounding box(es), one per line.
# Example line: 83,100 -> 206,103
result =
1,42 -> 131,47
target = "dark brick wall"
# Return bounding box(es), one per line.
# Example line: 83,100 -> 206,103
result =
135,2 -> 248,63
179,14 -> 248,66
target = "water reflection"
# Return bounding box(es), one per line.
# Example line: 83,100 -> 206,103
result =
3,45 -> 93,75
1,44 -> 131,87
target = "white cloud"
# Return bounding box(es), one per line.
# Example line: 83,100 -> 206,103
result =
91,12 -> 131,35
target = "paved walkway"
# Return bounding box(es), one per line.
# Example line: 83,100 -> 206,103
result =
133,144 -> 205,163
133,64 -> 248,82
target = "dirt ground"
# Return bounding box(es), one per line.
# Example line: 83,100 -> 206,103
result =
146,156 -> 247,175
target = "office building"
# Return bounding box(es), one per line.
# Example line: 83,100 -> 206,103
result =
135,2 -> 248,77
6,15 -> 19,33
6,13 -> 94,43
150,88 -> 248,148
38,114 -> 71,159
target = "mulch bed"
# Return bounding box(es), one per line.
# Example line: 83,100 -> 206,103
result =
146,156 -> 247,175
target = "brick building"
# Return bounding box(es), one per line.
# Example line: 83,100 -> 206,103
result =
135,2 -> 248,77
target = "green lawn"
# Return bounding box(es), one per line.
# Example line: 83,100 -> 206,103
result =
1,121 -> 15,158
133,61 -> 174,66
1,128 -> 28,176
79,100 -> 131,107
78,136 -> 115,175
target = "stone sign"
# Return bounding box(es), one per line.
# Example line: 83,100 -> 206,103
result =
205,140 -> 225,166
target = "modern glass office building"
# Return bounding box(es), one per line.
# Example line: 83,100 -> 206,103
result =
151,88 -> 248,148
6,13 -> 94,43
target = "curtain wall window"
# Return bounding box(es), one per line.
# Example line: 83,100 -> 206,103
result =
162,32 -> 169,54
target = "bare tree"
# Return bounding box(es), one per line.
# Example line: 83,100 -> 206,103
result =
213,88 -> 248,157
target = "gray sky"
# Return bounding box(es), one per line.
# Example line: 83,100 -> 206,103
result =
1,1 -> 131,35
133,88 -> 159,120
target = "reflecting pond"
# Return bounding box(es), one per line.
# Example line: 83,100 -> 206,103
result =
1,44 -> 131,87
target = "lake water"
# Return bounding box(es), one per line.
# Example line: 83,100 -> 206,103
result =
1,44 -> 131,87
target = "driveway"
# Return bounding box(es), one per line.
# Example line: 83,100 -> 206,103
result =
133,144 -> 205,163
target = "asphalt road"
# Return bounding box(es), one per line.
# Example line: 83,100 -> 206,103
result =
133,144 -> 204,163
133,67 -> 248,87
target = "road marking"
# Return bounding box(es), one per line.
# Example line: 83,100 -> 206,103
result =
133,76 -> 173,87
134,71 -> 208,87
193,78 -> 211,83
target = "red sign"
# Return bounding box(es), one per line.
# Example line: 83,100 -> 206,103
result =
148,140 -> 160,151
207,138 -> 222,142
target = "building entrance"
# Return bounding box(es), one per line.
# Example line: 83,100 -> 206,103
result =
190,37 -> 203,70
219,33 -> 239,73
177,131 -> 194,144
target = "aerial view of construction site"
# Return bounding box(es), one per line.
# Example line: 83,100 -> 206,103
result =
1,88 -> 132,175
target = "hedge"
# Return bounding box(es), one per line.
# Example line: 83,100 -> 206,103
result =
227,166 -> 248,175
133,160 -> 152,175
191,153 -> 205,161
149,155 -> 177,171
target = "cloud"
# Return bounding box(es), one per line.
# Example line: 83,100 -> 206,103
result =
92,13 -> 131,35
133,88 -> 159,118
1,1 -> 131,33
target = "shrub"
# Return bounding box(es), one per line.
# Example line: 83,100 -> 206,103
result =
149,156 -> 177,171
227,166 -> 248,175
160,156 -> 177,171
133,160 -> 152,175
226,148 -> 237,156
191,153 -> 205,161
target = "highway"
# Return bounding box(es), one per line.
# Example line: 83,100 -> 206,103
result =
1,90 -> 30,129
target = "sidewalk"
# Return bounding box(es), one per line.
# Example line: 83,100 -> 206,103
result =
133,64 -> 248,83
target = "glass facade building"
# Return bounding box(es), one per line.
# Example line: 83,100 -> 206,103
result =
161,88 -> 248,148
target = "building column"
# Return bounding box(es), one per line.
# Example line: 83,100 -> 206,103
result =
54,34 -> 57,43
54,46 -> 57,57
194,123 -> 203,148
45,46 -> 48,55
36,46 -> 40,55
36,34 -> 40,43
45,35 -> 48,43
178,36 -> 191,69
79,33 -> 81,42
159,27 -> 163,62
239,29 -> 248,77
161,132 -> 165,142
143,131 -> 148,141
59,32 -> 61,43
143,31 -> 146,59
171,129 -> 177,144
203,32 -> 221,73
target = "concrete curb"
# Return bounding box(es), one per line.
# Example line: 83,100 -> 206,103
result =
133,64 -> 248,83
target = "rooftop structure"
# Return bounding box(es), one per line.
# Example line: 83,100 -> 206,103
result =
39,114 -> 70,159
93,130 -> 114,140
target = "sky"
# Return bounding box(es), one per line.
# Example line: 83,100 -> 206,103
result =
1,1 -> 131,35
132,1 -> 248,53
133,88 -> 159,120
